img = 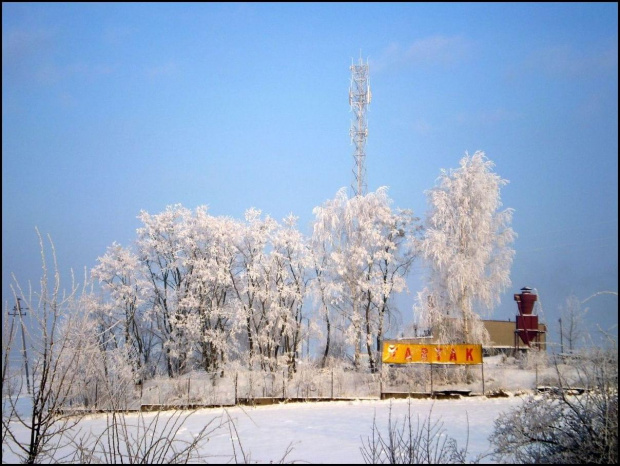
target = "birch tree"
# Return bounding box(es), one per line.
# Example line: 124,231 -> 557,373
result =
270,214 -> 312,376
415,151 -> 515,344
136,204 -> 195,377
310,232 -> 344,368
175,209 -> 239,374
312,187 -> 419,371
558,294 -> 588,353
133,205 -> 243,376
229,209 -> 310,373
91,243 -> 151,384
229,208 -> 276,370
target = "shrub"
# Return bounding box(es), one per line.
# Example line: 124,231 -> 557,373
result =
361,401 -> 472,464
490,338 -> 618,464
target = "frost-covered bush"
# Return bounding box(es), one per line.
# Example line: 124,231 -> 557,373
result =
516,349 -> 548,370
361,401 -> 474,464
435,365 -> 475,386
383,364 -> 428,392
490,338 -> 618,464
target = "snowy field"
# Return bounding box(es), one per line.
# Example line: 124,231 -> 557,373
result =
147,396 -> 525,463
2,356 -> 559,463
3,394 -> 526,464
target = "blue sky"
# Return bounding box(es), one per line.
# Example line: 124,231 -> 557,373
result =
3,3 -> 617,346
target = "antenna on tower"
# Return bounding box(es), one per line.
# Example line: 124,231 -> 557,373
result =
349,55 -> 371,197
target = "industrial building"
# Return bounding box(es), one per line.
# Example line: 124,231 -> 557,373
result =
386,287 -> 547,356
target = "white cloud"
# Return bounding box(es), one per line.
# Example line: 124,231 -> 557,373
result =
2,26 -> 56,75
373,35 -> 474,72
2,27 -> 53,60
3,26 -> 118,86
33,62 -> 118,85
522,42 -> 618,79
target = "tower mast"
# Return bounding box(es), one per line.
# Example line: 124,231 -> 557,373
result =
349,56 -> 371,197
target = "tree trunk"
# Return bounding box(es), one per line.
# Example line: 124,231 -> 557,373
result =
321,314 -> 331,368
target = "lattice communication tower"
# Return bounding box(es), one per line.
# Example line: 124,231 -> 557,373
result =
349,57 -> 371,197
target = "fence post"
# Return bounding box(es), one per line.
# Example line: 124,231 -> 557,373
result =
430,363 -> 433,395
95,380 -> 98,411
481,363 -> 485,396
282,369 -> 285,400
331,369 -> 334,399
187,377 -> 191,406
234,372 -> 238,405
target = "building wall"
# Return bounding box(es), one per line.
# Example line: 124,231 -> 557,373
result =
486,319 -> 547,351
387,319 -> 547,352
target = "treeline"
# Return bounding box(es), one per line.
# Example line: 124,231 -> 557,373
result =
76,187 -> 420,385
60,151 -> 517,390
6,151 -> 518,400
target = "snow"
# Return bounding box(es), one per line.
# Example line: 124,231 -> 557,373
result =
198,397 -> 525,463
2,393 -> 528,463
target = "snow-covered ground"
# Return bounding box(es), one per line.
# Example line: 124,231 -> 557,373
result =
181,396 -> 525,463
2,395 -> 526,464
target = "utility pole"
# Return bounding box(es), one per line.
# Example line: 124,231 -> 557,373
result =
9,297 -> 31,394
2,311 -> 17,392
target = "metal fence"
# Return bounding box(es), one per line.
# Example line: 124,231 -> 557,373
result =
57,359 -> 535,412
140,367 -> 382,407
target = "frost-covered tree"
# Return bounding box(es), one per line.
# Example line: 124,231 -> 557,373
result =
311,225 -> 356,368
229,208 -> 277,370
60,292 -> 141,411
175,208 -> 238,374
2,230 -> 88,464
90,204 -> 311,378
415,151 -> 515,344
269,214 -> 312,376
312,187 -> 419,371
91,243 -> 151,383
134,205 -> 241,376
230,209 -> 310,373
558,294 -> 587,353
136,205 -> 195,376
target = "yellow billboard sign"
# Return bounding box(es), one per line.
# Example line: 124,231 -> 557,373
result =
382,343 -> 483,365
